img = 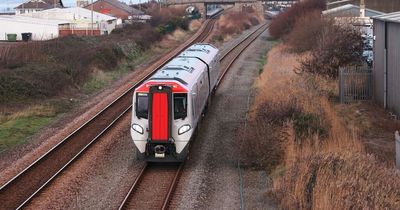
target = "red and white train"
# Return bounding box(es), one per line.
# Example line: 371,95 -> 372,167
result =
130,43 -> 220,162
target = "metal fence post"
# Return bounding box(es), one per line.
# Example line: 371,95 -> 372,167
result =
339,68 -> 343,103
396,131 -> 400,169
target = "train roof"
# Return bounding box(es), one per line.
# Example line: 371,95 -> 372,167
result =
179,43 -> 218,64
136,43 -> 218,93
148,57 -> 207,89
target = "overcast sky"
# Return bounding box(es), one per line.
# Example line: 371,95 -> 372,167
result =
0,0 -> 147,11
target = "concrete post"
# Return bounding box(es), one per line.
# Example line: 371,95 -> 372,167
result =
396,131 -> 400,169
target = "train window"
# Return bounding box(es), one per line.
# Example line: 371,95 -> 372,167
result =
174,93 -> 187,120
136,93 -> 148,119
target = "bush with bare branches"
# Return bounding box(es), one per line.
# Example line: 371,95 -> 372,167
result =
269,0 -> 326,39
298,22 -> 364,78
216,10 -> 262,38
286,11 -> 327,53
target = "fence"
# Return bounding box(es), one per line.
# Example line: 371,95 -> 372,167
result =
396,131 -> 400,169
339,66 -> 373,103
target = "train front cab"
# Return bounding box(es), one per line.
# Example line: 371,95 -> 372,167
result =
132,82 -> 193,162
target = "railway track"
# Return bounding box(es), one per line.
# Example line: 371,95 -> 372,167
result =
0,18 -> 218,210
117,23 -> 269,210
217,23 -> 270,86
118,163 -> 183,210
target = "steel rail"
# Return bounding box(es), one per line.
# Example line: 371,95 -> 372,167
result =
117,22 -> 269,210
117,163 -> 183,210
217,23 -> 269,87
117,163 -> 148,210
161,163 -> 184,210
0,16 -> 219,210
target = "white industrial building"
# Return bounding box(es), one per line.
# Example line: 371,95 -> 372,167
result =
0,7 -> 117,41
0,15 -> 68,41
22,7 -> 117,35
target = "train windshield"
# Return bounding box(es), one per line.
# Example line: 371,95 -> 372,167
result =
174,93 -> 187,119
136,93 -> 148,119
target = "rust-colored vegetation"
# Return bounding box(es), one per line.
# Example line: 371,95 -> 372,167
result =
242,44 -> 400,209
213,8 -> 263,42
270,0 -> 363,78
240,0 -> 400,208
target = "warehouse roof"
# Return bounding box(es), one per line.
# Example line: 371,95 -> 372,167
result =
323,4 -> 384,17
0,15 -> 68,26
32,7 -> 116,21
15,0 -> 64,9
372,12 -> 400,24
86,0 -> 144,16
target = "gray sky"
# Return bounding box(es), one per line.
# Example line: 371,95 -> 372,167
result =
0,0 -> 147,11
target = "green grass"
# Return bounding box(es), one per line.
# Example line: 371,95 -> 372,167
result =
0,115 -> 53,152
258,39 -> 280,75
0,102 -> 74,153
82,63 -> 132,94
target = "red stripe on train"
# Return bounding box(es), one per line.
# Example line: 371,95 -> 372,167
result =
136,81 -> 188,93
151,92 -> 169,141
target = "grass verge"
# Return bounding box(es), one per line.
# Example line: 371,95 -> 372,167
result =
241,44 -> 400,209
0,105 -> 59,152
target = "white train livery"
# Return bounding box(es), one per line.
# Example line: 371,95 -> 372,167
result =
131,43 -> 220,162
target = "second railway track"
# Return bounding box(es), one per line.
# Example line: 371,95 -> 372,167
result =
117,23 -> 269,210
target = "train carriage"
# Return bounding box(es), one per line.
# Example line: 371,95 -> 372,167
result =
131,43 -> 220,162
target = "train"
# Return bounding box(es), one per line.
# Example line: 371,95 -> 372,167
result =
130,43 -> 220,162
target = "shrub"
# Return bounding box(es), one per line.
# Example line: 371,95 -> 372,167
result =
239,98 -> 301,169
298,23 -> 364,78
293,112 -> 327,138
217,11 -> 261,36
286,11 -> 327,53
269,0 -> 326,39
0,64 -> 71,103
148,7 -> 186,28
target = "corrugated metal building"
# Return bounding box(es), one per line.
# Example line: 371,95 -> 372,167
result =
323,4 -> 383,17
372,12 -> 400,115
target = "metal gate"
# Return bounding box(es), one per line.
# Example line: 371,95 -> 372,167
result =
339,66 -> 372,103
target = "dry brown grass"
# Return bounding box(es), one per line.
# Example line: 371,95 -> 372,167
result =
269,0 -> 326,39
242,44 -> 400,209
189,19 -> 202,32
214,10 -> 264,41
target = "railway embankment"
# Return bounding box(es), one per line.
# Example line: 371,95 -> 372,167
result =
0,7 -> 199,154
243,44 -> 400,209
240,0 -> 400,208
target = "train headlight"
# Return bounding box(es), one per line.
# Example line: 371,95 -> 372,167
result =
178,125 -> 191,135
132,124 -> 144,134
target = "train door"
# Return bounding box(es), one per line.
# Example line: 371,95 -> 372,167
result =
149,85 -> 172,142
191,83 -> 198,121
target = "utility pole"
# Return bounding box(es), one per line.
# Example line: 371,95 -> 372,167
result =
91,0 -> 94,36
360,0 -> 366,18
